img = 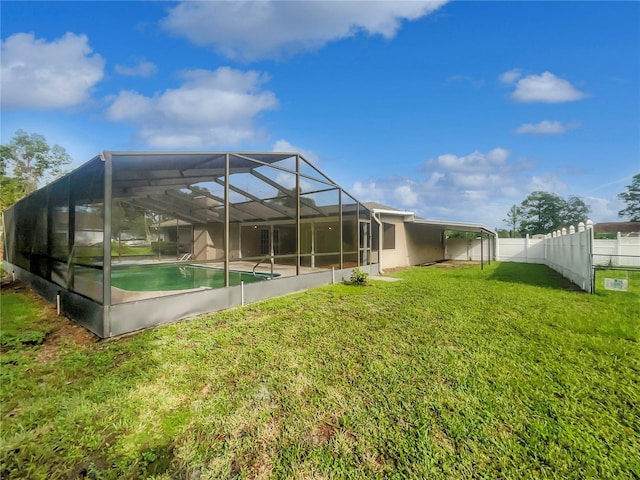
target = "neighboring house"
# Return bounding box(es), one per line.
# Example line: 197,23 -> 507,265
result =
594,222 -> 640,236
365,202 -> 497,272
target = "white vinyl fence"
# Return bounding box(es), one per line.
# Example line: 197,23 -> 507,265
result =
446,238 -> 487,262
496,237 -> 545,264
491,223 -> 594,291
591,233 -> 640,267
445,222 -> 639,292
544,225 -> 593,291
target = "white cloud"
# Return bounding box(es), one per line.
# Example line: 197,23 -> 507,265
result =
427,147 -> 510,172
350,147 -> 582,227
527,174 -> 568,194
425,171 -> 445,188
392,184 -> 419,207
585,196 -> 621,223
115,60 -> 158,77
1,32 -> 105,110
106,67 -> 278,148
162,1 -> 448,61
352,180 -> 386,204
510,71 -> 586,103
515,120 -> 580,135
272,139 -> 320,165
499,68 -> 522,85
449,172 -> 505,189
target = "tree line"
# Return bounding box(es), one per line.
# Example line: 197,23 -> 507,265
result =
1,130 -> 71,211
501,175 -> 640,238
502,191 -> 590,237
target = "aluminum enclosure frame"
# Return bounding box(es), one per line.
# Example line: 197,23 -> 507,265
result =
3,151 -> 378,338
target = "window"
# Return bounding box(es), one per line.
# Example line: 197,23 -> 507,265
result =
383,223 -> 395,250
260,228 -> 280,255
260,228 -> 269,255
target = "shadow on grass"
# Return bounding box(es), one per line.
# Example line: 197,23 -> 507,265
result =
488,262 -> 582,291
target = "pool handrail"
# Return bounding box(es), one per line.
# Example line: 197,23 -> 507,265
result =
252,255 -> 275,279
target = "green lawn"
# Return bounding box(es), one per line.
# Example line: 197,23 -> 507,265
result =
1,262 -> 638,479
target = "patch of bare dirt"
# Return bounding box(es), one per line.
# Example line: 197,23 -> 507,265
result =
1,277 -> 99,361
381,266 -> 412,274
432,426 -> 457,453
427,260 -> 480,268
306,422 -> 337,445
36,321 -> 99,363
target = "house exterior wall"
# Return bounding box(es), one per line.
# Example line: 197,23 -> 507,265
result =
193,225 -> 214,260
241,225 -> 264,258
378,216 -> 410,270
376,216 -> 447,270
405,223 -> 445,265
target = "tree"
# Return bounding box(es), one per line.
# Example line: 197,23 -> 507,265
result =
0,145 -> 29,211
495,228 -> 515,238
0,129 -> 71,201
517,191 -> 590,236
519,191 -> 565,235
618,173 -> 640,221
503,204 -> 522,238
563,195 -> 591,228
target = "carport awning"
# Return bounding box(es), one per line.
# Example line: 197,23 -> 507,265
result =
410,218 -> 497,236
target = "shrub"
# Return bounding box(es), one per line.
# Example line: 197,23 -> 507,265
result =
348,267 -> 369,286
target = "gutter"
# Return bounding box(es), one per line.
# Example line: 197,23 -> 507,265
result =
371,208 -> 416,274
370,211 -> 383,274
371,208 -> 415,222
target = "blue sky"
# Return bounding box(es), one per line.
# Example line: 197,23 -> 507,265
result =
2,1 -> 639,229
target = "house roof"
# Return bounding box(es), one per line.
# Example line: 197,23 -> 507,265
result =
594,222 -> 640,234
364,202 -> 497,236
363,201 -> 404,212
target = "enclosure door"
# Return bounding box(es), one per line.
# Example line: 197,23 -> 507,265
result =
359,221 -> 371,266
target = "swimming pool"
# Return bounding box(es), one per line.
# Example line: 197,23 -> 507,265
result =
82,264 -> 276,292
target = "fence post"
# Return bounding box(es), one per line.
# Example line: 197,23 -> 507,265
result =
616,231 -> 622,266
586,220 -> 594,293
578,222 -> 585,232
569,225 -> 575,234
525,234 -> 529,263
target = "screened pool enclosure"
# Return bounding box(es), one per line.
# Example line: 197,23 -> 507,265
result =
3,152 -> 378,337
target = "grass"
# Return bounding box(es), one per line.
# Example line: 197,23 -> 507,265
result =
0,293 -> 52,349
74,244 -> 154,259
1,262 -> 638,479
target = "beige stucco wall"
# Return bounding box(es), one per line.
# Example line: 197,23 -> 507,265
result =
405,223 -> 445,265
240,225 -> 263,258
377,215 -> 446,270
193,225 -> 213,260
194,223 -> 241,261
378,215 -> 410,270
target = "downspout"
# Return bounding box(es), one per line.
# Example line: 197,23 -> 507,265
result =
371,211 -> 383,274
